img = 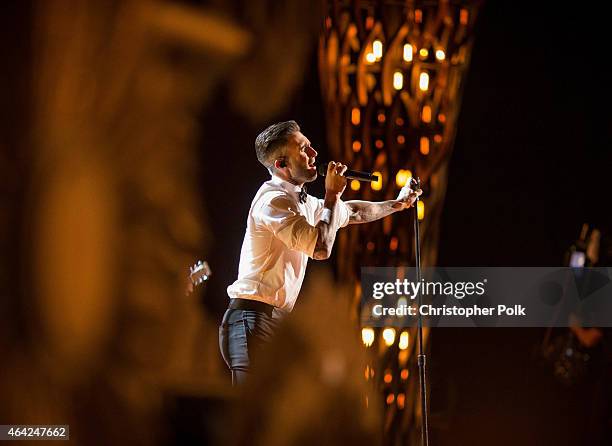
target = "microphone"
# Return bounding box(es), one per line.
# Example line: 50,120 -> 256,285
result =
317,163 -> 380,182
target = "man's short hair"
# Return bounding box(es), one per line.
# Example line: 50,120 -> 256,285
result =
255,120 -> 300,172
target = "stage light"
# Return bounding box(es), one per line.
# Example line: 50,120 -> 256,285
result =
371,172 -> 383,191
397,393 -> 406,409
382,327 -> 396,346
415,9 -> 422,23
375,139 -> 384,149
397,135 -> 405,144
351,107 -> 361,125
434,134 -> 442,143
420,136 -> 429,155
396,169 -> 411,187
460,9 -> 469,25
352,140 -> 361,152
403,43 -> 413,62
384,370 -> 392,383
399,330 -> 409,350
435,49 -> 445,61
377,112 -> 386,123
419,72 -> 429,91
389,237 -> 398,251
417,200 -> 425,220
350,179 -> 360,191
386,393 -> 395,405
401,369 -> 409,380
422,105 -> 431,123
419,48 -> 429,59
393,71 -> 403,90
361,327 -> 375,347
438,113 -> 446,123
373,40 -> 383,59
365,52 -> 376,64
398,350 -> 409,365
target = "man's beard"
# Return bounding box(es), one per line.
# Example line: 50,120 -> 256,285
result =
295,165 -> 317,183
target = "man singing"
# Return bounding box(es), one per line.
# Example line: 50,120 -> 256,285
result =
219,120 -> 421,384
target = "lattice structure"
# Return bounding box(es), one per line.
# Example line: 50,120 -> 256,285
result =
319,1 -> 481,443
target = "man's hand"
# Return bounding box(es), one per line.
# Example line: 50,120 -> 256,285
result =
392,183 -> 422,209
324,161 -> 347,199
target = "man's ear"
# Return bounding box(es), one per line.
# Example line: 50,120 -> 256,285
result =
274,158 -> 287,169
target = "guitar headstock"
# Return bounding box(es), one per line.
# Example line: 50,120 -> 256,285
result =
189,260 -> 211,287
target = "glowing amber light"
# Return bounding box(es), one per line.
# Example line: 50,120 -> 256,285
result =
375,139 -> 384,149
438,113 -> 446,123
403,43 -> 413,62
399,331 -> 409,350
393,71 -> 403,90
398,350 -> 409,365
365,52 -> 376,64
365,16 -> 374,30
325,17 -> 332,29
372,40 -> 383,59
365,366 -> 370,380
384,371 -> 392,384
352,140 -> 361,152
435,49 -> 446,61
401,369 -> 409,380
417,200 -> 425,220
434,134 -> 443,143
386,394 -> 395,405
396,117 -> 404,126
420,136 -> 429,155
361,327 -> 375,347
382,327 -> 396,346
350,179 -> 361,191
415,9 -> 422,23
460,9 -> 469,25
351,107 -> 361,125
371,172 -> 383,191
396,135 -> 405,144
419,48 -> 429,59
419,72 -> 429,91
395,169 -> 411,187
397,393 -> 406,409
422,105 -> 431,123
377,113 -> 386,123
389,237 -> 398,251
367,241 -> 375,251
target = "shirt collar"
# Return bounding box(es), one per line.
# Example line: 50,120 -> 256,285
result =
270,175 -> 304,195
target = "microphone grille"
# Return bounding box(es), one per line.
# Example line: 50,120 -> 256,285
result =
317,164 -> 327,177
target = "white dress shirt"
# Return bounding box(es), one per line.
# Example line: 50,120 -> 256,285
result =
227,175 -> 350,314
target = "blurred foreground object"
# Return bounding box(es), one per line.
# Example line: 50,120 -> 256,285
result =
0,0 -> 320,444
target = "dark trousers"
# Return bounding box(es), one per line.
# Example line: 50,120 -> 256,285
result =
218,307 -> 278,385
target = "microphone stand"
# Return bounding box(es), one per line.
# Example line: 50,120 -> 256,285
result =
411,177 -> 430,446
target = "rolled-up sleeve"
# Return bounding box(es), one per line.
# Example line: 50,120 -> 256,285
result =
256,193 -> 319,257
316,198 -> 351,229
